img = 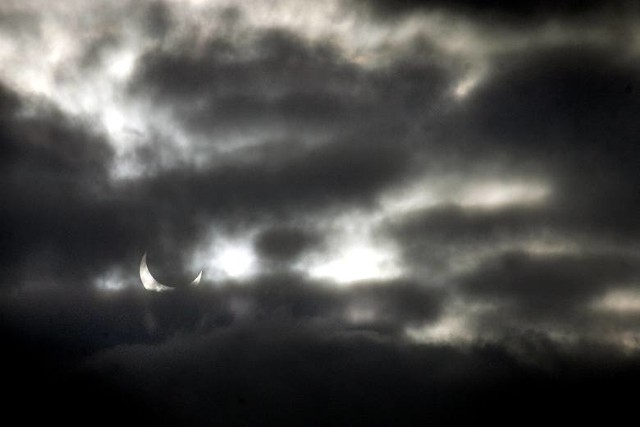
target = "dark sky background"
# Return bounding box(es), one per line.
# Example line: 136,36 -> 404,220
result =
2,0 -> 640,424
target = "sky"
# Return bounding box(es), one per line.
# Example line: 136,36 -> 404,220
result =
2,0 -> 640,424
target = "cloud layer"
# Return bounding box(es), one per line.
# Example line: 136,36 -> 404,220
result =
2,0 -> 640,423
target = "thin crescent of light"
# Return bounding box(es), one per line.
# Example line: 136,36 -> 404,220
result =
140,253 -> 203,292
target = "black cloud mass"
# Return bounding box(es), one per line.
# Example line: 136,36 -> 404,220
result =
2,0 -> 640,424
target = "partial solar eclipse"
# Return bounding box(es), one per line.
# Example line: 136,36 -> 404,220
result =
139,253 -> 203,292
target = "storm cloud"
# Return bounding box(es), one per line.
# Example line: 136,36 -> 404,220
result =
2,0 -> 640,424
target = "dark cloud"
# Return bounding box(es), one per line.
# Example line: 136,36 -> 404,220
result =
392,204 -> 545,245
387,48 -> 640,258
453,49 -> 640,156
0,56 -> 420,288
2,282 -> 639,424
142,1 -> 173,39
255,226 -> 321,264
0,86 -> 126,287
136,132 -> 414,222
0,275 -> 443,354
364,0 -> 633,21
12,320 -> 639,425
459,250 -> 640,314
121,26 -> 451,231
346,279 -> 444,329
430,48 -> 640,240
131,29 -> 361,131
0,82 -> 20,117
78,324 -> 529,425
386,46 -> 640,333
131,24 -> 449,138
0,275 -> 446,425
0,86 -> 191,287
3,0 -> 640,422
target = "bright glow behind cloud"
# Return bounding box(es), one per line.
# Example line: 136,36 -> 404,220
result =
308,243 -> 401,284
594,288 -> 640,313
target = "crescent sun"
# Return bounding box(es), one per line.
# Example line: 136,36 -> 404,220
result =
140,253 -> 203,292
